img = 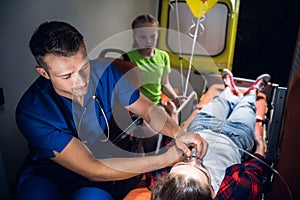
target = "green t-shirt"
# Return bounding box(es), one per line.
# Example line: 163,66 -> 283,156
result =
125,48 -> 171,104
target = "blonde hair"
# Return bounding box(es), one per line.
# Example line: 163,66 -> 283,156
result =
131,14 -> 159,29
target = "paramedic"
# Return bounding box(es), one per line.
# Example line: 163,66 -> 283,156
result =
15,21 -> 208,200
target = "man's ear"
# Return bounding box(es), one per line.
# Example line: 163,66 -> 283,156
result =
36,66 -> 50,79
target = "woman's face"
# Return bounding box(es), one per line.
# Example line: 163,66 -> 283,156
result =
133,23 -> 158,49
170,158 -> 215,196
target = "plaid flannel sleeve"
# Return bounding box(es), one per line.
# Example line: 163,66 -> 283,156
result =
215,154 -> 266,200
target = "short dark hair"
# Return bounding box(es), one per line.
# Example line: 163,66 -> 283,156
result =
151,174 -> 213,200
29,21 -> 84,69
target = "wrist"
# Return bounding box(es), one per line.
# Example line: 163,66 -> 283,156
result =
173,96 -> 179,101
175,128 -> 185,138
160,148 -> 177,167
254,149 -> 265,157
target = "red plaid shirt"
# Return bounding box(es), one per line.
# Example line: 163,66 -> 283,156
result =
215,154 -> 265,200
147,154 -> 265,200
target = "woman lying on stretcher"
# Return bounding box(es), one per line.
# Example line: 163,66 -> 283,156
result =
151,69 -> 271,200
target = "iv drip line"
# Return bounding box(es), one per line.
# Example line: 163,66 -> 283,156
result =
174,0 -> 185,92
183,2 -> 208,96
184,14 -> 202,96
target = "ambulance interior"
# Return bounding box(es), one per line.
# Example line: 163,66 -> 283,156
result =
0,0 -> 299,199
95,1 -> 299,199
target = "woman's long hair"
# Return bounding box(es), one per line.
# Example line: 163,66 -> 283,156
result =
151,174 -> 213,200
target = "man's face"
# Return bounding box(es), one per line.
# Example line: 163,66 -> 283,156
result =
40,45 -> 90,100
134,23 -> 158,49
170,158 -> 215,196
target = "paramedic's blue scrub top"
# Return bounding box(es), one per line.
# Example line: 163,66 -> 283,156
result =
16,59 -> 140,159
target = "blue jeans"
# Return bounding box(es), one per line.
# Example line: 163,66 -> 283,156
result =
187,89 -> 256,154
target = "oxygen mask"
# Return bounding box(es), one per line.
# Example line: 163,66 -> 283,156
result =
188,147 -> 203,165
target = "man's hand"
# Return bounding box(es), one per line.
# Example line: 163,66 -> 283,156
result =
175,131 -> 208,159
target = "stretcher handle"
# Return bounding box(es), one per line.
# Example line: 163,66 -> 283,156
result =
177,91 -> 197,113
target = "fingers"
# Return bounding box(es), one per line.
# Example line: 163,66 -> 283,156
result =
193,134 -> 208,159
164,101 -> 176,113
174,139 -> 190,157
176,95 -> 188,101
173,96 -> 188,107
182,145 -> 192,157
175,132 -> 208,159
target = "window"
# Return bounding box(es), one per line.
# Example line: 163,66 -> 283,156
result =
167,2 -> 229,56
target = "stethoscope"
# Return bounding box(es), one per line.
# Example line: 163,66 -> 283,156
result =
77,77 -> 142,144
77,94 -> 110,143
78,94 -> 141,144
93,95 -> 110,142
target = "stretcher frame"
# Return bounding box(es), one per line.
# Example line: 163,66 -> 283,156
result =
124,72 -> 287,200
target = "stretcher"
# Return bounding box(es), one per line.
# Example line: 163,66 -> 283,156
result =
97,52 -> 291,199
122,72 -> 287,200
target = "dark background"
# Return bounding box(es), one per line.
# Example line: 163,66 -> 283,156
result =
233,0 -> 299,87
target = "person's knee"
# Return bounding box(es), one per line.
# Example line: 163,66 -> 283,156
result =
16,175 -> 61,200
73,187 -> 113,200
